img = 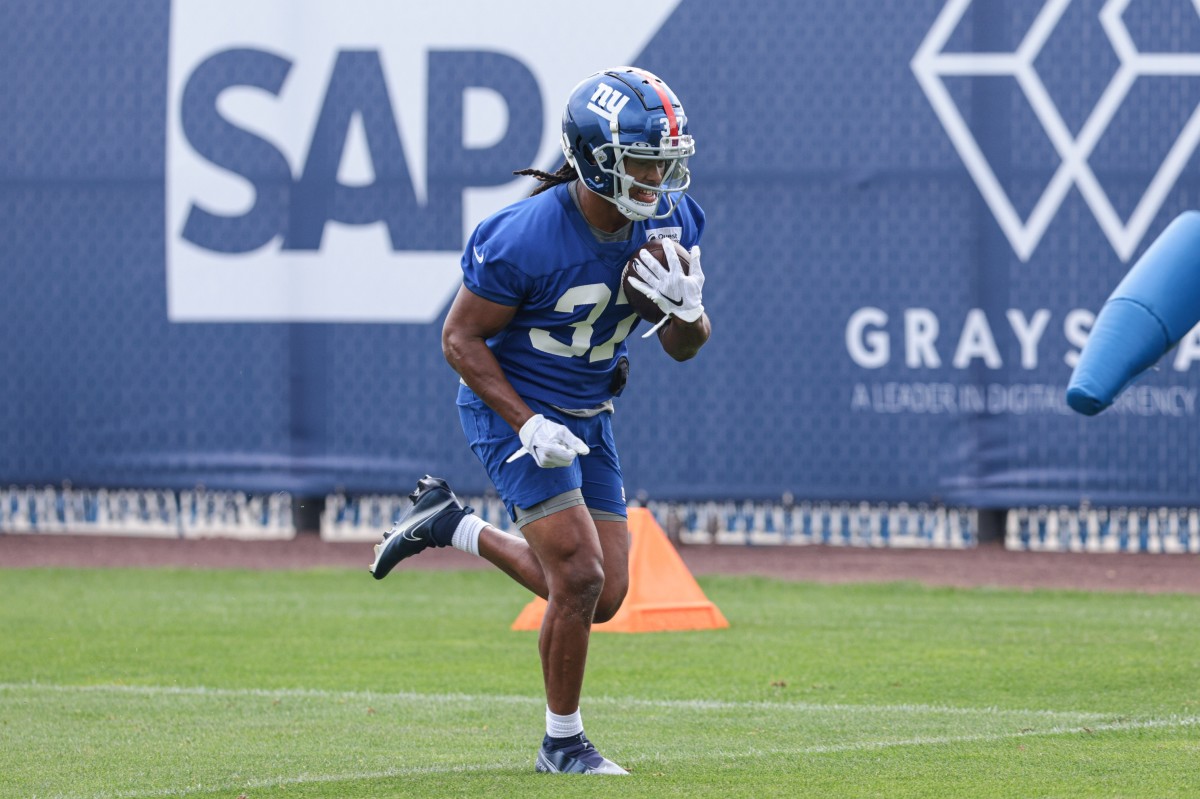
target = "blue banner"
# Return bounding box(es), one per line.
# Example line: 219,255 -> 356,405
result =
2,0 -> 1199,507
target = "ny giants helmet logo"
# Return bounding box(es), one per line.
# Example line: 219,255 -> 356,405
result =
913,0 -> 1200,262
587,84 -> 630,120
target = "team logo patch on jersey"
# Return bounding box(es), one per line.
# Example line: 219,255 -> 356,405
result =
645,226 -> 682,242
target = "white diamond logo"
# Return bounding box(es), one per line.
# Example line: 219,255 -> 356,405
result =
912,0 -> 1200,261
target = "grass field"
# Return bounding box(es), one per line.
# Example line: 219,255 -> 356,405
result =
2,566 -> 1198,798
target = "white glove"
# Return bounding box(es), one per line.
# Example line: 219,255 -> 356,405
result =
626,243 -> 706,324
508,414 -> 590,468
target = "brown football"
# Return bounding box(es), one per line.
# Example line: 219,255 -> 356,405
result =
620,239 -> 691,325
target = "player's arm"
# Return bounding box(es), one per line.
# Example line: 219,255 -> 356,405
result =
442,285 -> 535,431
657,312 -> 711,361
442,286 -> 590,468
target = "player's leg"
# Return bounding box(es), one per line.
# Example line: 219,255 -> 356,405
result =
578,410 -> 630,625
477,513 -> 547,597
490,411 -> 630,774
477,499 -> 629,623
472,494 -> 630,616
523,411 -> 629,775
520,505 -> 628,775
478,490 -> 632,612
519,504 -> 604,714
591,517 -> 630,623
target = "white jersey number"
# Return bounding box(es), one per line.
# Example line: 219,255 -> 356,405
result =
528,283 -> 638,363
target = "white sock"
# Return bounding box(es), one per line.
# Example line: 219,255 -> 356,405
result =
546,706 -> 584,739
450,514 -> 488,556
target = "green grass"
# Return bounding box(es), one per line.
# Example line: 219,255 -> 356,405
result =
1,567 -> 1198,798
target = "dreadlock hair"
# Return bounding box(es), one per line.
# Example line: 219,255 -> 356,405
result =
513,161 -> 579,197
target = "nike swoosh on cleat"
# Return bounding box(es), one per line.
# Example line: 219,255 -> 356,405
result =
387,498 -> 455,544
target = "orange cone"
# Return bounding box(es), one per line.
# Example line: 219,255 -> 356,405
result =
511,507 -> 729,633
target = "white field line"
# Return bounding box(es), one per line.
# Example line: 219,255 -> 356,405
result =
40,715 -> 1200,799
0,681 -> 1114,720
6,684 -> 1191,799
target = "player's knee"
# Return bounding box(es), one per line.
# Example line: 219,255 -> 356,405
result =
564,559 -> 605,599
552,556 -> 605,617
592,585 -> 627,624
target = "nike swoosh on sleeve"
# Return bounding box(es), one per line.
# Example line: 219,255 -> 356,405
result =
473,246 -> 485,263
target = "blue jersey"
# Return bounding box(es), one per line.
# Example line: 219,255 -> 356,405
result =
460,182 -> 705,408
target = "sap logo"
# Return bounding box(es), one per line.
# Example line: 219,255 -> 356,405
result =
914,0 -> 1200,262
166,0 -> 682,322
179,49 -> 541,256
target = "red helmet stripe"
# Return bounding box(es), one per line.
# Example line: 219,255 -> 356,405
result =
628,67 -> 679,137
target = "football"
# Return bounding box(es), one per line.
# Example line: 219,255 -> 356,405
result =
620,239 -> 692,325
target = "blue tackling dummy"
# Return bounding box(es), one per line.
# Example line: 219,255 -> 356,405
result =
1066,211 -> 1200,416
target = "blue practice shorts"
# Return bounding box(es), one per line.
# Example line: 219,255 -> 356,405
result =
456,384 -> 627,522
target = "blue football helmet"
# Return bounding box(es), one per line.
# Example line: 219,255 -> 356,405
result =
561,67 -> 695,221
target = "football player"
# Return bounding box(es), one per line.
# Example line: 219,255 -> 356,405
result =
370,67 -> 709,775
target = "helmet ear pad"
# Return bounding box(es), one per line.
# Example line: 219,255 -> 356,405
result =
560,132 -> 603,196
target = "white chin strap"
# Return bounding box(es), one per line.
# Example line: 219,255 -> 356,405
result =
613,197 -> 657,221
610,173 -> 663,220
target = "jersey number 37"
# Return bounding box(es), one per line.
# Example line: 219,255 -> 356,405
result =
529,283 -> 639,363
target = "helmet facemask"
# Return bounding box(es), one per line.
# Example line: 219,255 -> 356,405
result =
591,137 -> 694,221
